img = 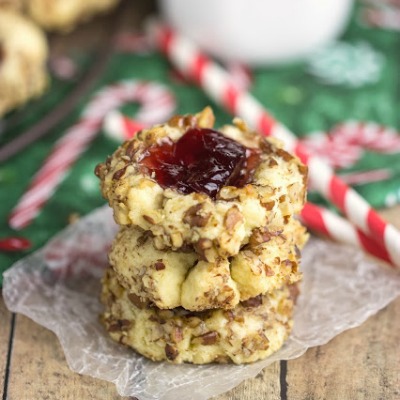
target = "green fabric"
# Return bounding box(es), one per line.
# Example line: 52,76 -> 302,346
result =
1,3 -> 400,285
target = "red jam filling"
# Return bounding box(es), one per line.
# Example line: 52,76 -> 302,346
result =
138,128 -> 261,199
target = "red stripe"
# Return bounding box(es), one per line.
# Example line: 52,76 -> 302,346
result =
191,54 -> 209,84
67,118 -> 99,132
300,202 -> 331,237
329,175 -> 348,212
222,84 -> 240,114
9,196 -> 49,228
159,27 -> 173,55
135,81 -> 151,102
10,196 -> 47,218
257,112 -> 275,136
366,209 -> 387,243
294,142 -> 310,165
9,215 -> 30,229
357,230 -> 392,266
124,118 -> 145,138
30,158 -> 75,188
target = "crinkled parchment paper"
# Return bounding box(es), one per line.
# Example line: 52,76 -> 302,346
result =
3,206 -> 400,400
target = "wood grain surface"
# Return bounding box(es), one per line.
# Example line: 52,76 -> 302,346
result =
0,301 -> 12,396
1,206 -> 400,400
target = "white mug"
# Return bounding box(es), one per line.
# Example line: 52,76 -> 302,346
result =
158,0 -> 354,65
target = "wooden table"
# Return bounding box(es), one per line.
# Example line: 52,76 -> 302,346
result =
1,206 -> 400,400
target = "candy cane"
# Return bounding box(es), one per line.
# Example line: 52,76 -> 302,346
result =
362,0 -> 400,7
301,121 -> 400,169
301,203 -> 393,266
0,237 -> 31,252
300,131 -> 361,169
331,121 -> 400,153
9,80 -> 176,230
362,7 -> 400,31
148,21 -> 400,268
339,169 -> 392,186
104,110 -> 147,141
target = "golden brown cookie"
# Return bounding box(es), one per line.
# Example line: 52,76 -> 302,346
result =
0,8 -> 48,116
25,0 -> 120,32
0,0 -> 22,10
96,108 -> 307,261
101,267 -> 297,365
108,217 -> 307,311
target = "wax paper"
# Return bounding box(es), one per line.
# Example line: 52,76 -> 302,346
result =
3,206 -> 400,400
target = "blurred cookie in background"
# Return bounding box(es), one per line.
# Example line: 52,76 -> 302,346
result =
24,0 -> 120,32
0,0 -> 22,10
0,0 -> 122,116
0,8 -> 48,116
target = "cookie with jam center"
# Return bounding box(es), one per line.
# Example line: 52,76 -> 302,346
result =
96,107 -> 308,261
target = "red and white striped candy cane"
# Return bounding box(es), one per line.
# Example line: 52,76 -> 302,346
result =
330,121 -> 400,153
300,121 -> 400,169
301,202 -> 393,266
104,110 -> 147,141
9,80 -> 176,230
362,7 -> 400,31
149,21 -> 400,268
300,131 -> 361,169
339,169 -> 392,186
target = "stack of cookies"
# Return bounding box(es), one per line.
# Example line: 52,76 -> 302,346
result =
96,107 -> 308,364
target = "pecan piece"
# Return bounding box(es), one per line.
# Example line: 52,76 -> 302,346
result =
241,295 -> 263,308
197,331 -> 219,345
249,227 -> 282,247
262,200 -> 275,211
171,327 -> 184,343
165,344 -> 179,361
265,265 -> 275,276
260,139 -> 274,154
268,158 -> 278,167
112,165 -> 128,180
154,260 -> 166,271
168,115 -> 184,128
288,284 -> 300,304
137,231 -> 153,246
143,215 -> 155,224
108,319 -> 132,332
194,238 -> 213,261
128,293 -> 149,309
94,163 -> 103,178
224,206 -> 243,232
249,227 -> 272,246
183,204 -> 210,227
197,106 -> 215,128
168,114 -> 198,129
276,148 -> 294,162
125,141 -> 137,159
